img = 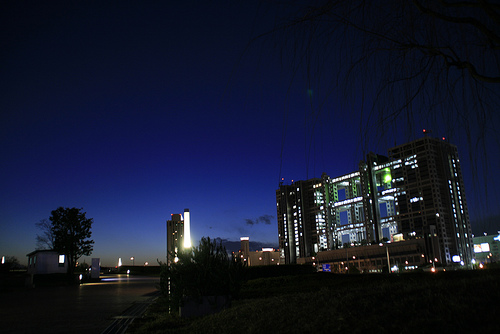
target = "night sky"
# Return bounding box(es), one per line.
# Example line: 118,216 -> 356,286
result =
2,1 -> 499,267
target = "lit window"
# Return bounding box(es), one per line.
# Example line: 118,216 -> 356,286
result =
59,255 -> 65,267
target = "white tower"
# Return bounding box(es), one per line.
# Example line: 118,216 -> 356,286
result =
183,208 -> 192,248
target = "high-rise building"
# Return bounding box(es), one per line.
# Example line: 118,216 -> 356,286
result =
276,178 -> 323,264
166,209 -> 191,265
276,136 -> 473,268
388,136 -> 473,266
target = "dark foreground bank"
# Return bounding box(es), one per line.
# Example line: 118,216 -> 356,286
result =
128,268 -> 500,334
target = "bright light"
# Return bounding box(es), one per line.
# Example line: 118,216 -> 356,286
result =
383,169 -> 392,183
480,243 -> 490,252
118,258 -> 122,267
183,209 -> 192,248
59,255 -> 65,264
240,237 -> 249,241
452,255 -> 461,263
479,263 -> 484,269
130,257 -> 134,261
174,256 -> 179,263
144,262 -> 149,266
1,256 -> 4,264
79,274 -> 83,280
431,267 -> 436,273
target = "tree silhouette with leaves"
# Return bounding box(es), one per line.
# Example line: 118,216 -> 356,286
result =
49,207 -> 94,278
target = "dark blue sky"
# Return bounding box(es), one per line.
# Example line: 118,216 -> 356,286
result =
2,1 -> 498,266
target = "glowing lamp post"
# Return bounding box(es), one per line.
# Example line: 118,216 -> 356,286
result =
130,257 -> 135,266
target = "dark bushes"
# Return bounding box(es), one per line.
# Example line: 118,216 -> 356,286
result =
159,237 -> 245,315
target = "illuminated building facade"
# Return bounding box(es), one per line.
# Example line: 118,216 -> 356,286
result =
237,237 -> 280,266
276,178 -> 323,264
388,136 -> 473,266
277,136 -> 473,268
473,233 -> 500,264
166,209 -> 191,265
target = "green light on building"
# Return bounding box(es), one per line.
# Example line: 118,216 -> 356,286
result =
383,168 -> 392,184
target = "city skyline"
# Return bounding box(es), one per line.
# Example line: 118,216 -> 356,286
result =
277,137 -> 474,270
1,1 -> 499,267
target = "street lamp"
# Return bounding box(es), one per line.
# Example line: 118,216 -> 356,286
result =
379,243 -> 391,273
130,257 -> 135,266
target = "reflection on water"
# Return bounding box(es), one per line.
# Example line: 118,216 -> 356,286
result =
102,275 -> 142,282
81,274 -> 158,286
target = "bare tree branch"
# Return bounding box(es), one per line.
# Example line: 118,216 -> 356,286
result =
35,218 -> 54,250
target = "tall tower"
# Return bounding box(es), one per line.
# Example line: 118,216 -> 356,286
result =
166,209 -> 193,264
166,213 -> 184,265
183,209 -> 192,249
388,136 -> 473,266
276,178 -> 322,264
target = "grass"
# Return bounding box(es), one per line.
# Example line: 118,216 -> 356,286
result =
128,269 -> 500,333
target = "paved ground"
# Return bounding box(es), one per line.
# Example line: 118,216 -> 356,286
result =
0,274 -> 160,334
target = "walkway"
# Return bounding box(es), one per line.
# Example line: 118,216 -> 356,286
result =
0,275 -> 159,334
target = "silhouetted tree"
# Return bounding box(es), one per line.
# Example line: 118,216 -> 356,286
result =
49,207 -> 94,278
35,218 -> 54,250
0,256 -> 23,271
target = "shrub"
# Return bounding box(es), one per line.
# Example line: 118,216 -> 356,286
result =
159,237 -> 245,314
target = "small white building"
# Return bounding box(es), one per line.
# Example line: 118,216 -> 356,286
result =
26,250 -> 68,275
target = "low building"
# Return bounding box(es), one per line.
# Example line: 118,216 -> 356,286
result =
237,237 -> 280,266
26,250 -> 68,275
473,233 -> 500,264
315,238 -> 430,273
